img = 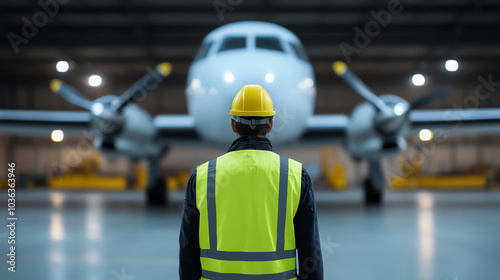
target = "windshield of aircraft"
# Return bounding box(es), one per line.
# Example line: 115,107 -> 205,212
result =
255,36 -> 284,52
289,42 -> 309,62
194,41 -> 213,62
218,36 -> 246,52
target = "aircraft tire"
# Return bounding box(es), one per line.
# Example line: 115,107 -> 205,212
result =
146,178 -> 168,207
364,177 -> 383,206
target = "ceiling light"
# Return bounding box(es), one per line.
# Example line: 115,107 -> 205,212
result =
419,129 -> 433,141
88,75 -> 102,87
56,61 -> 69,73
445,60 -> 459,72
412,74 -> 425,86
51,130 -> 64,142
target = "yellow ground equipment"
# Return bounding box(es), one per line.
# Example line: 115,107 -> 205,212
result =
167,172 -> 192,191
48,150 -> 126,190
321,147 -> 347,190
49,174 -> 126,190
133,161 -> 189,191
132,161 -> 149,190
390,154 -> 495,190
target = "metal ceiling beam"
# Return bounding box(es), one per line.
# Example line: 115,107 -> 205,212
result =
1,5 -> 500,14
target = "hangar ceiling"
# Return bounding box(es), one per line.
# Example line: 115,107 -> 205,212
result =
1,0 -> 499,114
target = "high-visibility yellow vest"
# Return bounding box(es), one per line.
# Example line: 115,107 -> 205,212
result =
196,149 -> 302,280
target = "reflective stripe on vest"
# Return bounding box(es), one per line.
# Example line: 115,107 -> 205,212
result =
196,150 -> 302,280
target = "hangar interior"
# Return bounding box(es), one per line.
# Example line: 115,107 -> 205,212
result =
1,0 -> 500,185
1,0 -> 500,280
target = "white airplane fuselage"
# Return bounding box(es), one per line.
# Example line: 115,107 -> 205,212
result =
186,21 -> 316,147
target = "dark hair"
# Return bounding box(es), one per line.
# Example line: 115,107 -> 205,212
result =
234,116 -> 272,136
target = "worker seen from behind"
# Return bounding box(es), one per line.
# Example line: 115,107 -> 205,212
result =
179,84 -> 323,280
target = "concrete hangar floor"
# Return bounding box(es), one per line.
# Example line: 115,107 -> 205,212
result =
1,189 -> 500,280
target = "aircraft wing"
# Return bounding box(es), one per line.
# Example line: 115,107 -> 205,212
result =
301,108 -> 500,144
301,114 -> 349,144
0,110 -> 92,137
409,108 -> 500,136
153,115 -> 201,143
0,110 -> 201,142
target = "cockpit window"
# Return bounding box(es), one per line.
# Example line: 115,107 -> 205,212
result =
218,36 -> 246,52
289,42 -> 309,62
256,36 -> 284,52
194,41 -> 213,62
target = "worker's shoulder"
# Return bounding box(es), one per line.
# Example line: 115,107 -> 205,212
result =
286,156 -> 302,165
194,152 -> 233,170
275,155 -> 305,179
281,156 -> 310,179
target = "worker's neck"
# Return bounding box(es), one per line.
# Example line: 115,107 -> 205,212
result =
237,134 -> 267,138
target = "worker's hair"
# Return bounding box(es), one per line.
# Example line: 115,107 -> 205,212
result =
234,116 -> 272,137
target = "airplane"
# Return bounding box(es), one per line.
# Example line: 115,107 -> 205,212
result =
1,21 -> 500,206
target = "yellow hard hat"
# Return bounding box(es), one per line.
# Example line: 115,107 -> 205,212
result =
229,85 -> 276,117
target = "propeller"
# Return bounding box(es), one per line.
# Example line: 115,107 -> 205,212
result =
50,62 -> 172,140
50,63 -> 172,206
333,61 -> 452,135
332,61 -> 452,205
409,85 -> 452,110
333,61 -> 393,115
112,62 -> 172,112
50,79 -> 93,110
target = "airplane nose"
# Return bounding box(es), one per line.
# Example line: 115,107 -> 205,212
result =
221,70 -> 277,92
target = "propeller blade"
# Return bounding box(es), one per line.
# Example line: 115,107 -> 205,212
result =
410,86 -> 453,110
50,79 -> 93,110
375,114 -> 408,134
333,61 -> 392,115
112,62 -> 172,112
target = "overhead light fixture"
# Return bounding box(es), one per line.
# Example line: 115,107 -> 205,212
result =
56,61 -> 69,73
265,73 -> 274,83
51,130 -> 64,142
412,74 -> 425,86
224,72 -> 234,83
88,75 -> 102,87
419,129 -> 433,141
445,59 -> 459,72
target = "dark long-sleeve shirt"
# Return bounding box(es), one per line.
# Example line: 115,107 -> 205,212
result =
179,136 -> 323,280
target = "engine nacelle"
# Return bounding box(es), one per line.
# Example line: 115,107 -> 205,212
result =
90,95 -> 162,158
347,94 -> 411,160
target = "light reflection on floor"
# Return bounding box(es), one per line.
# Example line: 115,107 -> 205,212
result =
418,193 -> 435,280
1,189 -> 500,280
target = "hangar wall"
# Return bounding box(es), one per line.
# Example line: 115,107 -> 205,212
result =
0,137 -> 7,178
2,137 -> 498,188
